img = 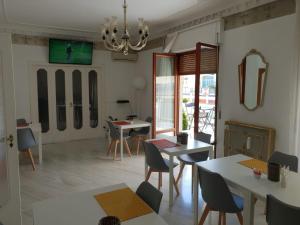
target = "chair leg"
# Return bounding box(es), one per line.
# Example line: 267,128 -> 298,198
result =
114,140 -> 119,160
236,212 -> 243,225
222,213 -> 226,225
176,162 -> 185,185
218,212 -> 222,225
136,136 -> 140,155
198,205 -> 210,225
124,139 -> 132,157
158,172 -> 162,190
26,149 -> 36,171
145,169 -> 152,182
173,176 -> 180,196
107,140 -> 114,155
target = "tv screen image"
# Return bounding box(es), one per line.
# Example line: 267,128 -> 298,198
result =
49,39 -> 93,65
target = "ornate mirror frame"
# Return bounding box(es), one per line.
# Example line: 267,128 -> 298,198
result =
238,49 -> 269,111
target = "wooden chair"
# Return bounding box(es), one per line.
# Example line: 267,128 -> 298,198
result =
130,117 -> 152,155
106,121 -> 132,160
143,141 -> 180,196
17,128 -> 37,171
198,167 -> 244,225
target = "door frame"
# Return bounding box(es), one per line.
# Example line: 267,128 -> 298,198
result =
30,63 -> 105,143
0,33 -> 21,225
195,42 -> 219,158
152,53 -> 178,138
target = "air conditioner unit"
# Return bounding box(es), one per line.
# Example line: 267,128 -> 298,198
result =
111,52 -> 138,61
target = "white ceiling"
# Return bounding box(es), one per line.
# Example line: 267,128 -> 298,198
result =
0,0 -> 266,38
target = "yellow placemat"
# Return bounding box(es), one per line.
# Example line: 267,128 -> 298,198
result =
239,159 -> 268,174
94,187 -> 153,222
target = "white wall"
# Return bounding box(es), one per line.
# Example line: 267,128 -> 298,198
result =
217,14 -> 296,156
12,44 -> 137,128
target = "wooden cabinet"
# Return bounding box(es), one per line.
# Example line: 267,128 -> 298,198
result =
224,120 -> 276,161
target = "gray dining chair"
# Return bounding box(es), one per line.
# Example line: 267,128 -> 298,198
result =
136,181 -> 163,213
266,195 -> 300,225
143,141 -> 180,195
17,128 -> 37,171
130,117 -> 152,155
176,132 -> 211,185
268,151 -> 298,172
106,121 -> 132,160
198,167 -> 243,225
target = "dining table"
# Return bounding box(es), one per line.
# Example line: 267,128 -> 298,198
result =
192,154 -> 300,225
146,136 -> 213,207
112,119 -> 152,161
33,183 -> 168,225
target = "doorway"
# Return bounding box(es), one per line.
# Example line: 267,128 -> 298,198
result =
153,43 -> 219,156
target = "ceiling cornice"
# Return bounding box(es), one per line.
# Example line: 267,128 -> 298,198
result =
0,0 -> 282,41
153,0 -> 278,38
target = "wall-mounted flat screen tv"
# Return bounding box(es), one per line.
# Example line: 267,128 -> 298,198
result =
49,39 -> 93,65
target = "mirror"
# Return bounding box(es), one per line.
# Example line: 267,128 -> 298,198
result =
239,49 -> 268,110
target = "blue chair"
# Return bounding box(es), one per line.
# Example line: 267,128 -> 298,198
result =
176,132 -> 211,185
130,117 -> 152,155
143,141 -> 180,195
136,181 -> 163,213
268,151 -> 298,172
198,167 -> 243,225
106,121 -> 132,160
17,128 -> 37,171
266,195 -> 300,225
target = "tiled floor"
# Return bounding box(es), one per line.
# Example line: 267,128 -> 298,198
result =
19,138 -> 267,225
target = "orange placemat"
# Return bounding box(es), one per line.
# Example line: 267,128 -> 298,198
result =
149,139 -> 180,149
239,159 -> 268,174
94,188 -> 153,222
112,121 -> 130,126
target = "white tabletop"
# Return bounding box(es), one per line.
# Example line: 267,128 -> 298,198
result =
113,119 -> 151,129
33,183 -> 168,225
147,136 -> 213,156
197,154 -> 300,206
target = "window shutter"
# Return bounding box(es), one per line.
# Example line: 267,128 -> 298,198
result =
200,48 -> 218,74
178,48 -> 218,75
178,51 -> 196,75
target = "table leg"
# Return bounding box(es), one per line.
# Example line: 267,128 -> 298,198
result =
193,164 -> 199,225
149,125 -> 152,139
243,191 -> 255,225
169,155 -> 174,207
120,128 -> 123,160
38,131 -> 42,164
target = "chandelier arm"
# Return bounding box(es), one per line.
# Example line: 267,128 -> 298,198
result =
128,38 -> 148,51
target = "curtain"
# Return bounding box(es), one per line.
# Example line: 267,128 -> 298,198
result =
156,57 -> 175,131
290,0 -> 300,161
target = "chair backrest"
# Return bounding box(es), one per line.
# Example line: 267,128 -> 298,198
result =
198,167 -> 241,213
143,142 -> 168,171
268,151 -> 298,172
266,195 -> 300,225
106,121 -> 120,139
16,118 -> 27,126
136,181 -> 163,213
138,117 -> 153,135
194,132 -> 211,144
17,128 -> 37,151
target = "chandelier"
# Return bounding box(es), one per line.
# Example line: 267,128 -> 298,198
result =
101,0 -> 149,55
